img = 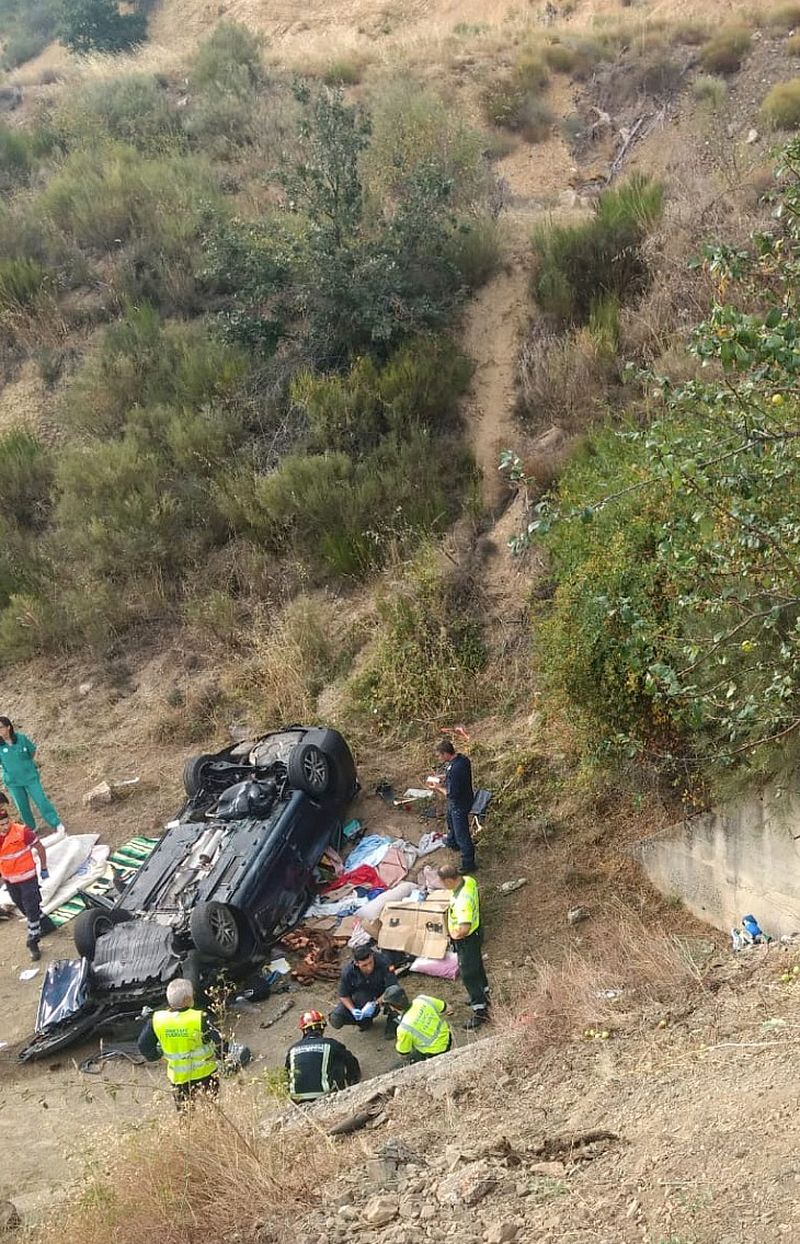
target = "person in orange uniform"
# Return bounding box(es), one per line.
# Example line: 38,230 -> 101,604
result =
0,791 -> 48,960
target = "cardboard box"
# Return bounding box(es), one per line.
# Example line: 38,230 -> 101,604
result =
377,891 -> 451,960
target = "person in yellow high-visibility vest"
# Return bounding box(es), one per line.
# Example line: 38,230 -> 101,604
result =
138,978 -> 225,1109
383,985 -> 452,1063
439,864 -> 490,1030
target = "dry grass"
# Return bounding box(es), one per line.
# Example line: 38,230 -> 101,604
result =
30,1092 -> 344,1244
517,322 -> 618,436
499,902 -> 706,1056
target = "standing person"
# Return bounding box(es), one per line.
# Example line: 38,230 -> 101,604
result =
439,863 -> 490,1030
137,978 -> 229,1110
432,738 -> 475,874
0,792 -> 48,960
285,1010 -> 361,1103
0,718 -> 65,834
328,944 -> 395,1033
383,985 -> 452,1063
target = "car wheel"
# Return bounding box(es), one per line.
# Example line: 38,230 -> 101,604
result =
287,742 -> 332,798
73,907 -> 131,959
183,753 -> 216,798
190,901 -> 240,960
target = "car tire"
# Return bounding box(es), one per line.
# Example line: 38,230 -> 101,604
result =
183,753 -> 217,798
287,741 -> 332,798
190,901 -> 240,960
73,907 -> 132,959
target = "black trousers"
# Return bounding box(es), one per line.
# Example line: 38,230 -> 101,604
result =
446,804 -> 475,871
6,876 -> 42,945
174,1073 -> 219,1111
456,930 -> 489,1012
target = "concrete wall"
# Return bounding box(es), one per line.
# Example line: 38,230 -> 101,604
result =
636,785 -> 800,939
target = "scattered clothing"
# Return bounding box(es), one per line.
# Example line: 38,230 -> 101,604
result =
286,1031 -> 361,1102
416,831 -> 447,858
344,835 -> 395,870
409,951 -> 460,980
321,865 -> 386,895
376,845 -> 414,889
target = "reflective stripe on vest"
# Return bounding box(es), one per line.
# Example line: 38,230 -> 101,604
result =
289,1040 -> 333,1101
151,1008 -> 217,1085
0,823 -> 37,883
397,996 -> 450,1055
447,876 -> 480,937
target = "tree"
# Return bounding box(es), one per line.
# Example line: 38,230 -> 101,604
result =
60,0 -> 146,54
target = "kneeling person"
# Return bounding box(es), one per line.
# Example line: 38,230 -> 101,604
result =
286,1010 -> 362,1102
384,985 -> 452,1063
329,943 -> 395,1032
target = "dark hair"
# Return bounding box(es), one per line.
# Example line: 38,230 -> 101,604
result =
438,864 -> 461,881
0,717 -> 16,743
435,738 -> 455,757
0,791 -> 8,806
352,943 -> 374,962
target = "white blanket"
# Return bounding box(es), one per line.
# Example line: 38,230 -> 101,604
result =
0,830 -> 109,916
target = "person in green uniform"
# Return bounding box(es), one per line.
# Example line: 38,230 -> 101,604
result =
0,717 -> 65,833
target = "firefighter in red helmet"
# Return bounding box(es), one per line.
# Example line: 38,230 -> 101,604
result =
285,1010 -> 362,1103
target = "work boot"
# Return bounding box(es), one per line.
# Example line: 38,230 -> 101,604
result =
27,939 -> 41,962
463,1011 -> 488,1031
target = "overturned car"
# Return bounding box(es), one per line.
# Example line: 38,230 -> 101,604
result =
20,726 -> 357,1061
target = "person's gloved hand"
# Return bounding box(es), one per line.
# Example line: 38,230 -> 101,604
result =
351,1007 -> 364,1022
40,869 -> 49,880
361,1000 -> 378,1020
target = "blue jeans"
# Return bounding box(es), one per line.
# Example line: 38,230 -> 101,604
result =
7,777 -> 61,830
446,805 -> 474,871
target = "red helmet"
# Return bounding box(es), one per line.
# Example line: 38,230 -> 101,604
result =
299,1009 -> 326,1033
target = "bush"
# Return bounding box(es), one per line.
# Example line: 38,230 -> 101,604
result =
348,546 -> 485,736
446,215 -> 503,288
190,21 -> 263,93
789,31 -> 800,53
321,55 -> 368,85
60,0 -> 146,54
670,19 -> 709,46
532,174 -> 664,323
2,26 -> 49,66
64,304 -> 248,437
762,79 -> 800,128
700,24 -> 752,74
693,74 -> 728,108
542,41 -> 577,73
765,4 -> 800,30
182,90 -> 256,155
363,80 -> 487,207
514,49 -> 550,92
517,323 -> 618,434
0,257 -> 47,311
57,75 -> 183,154
0,427 -> 52,529
291,335 -> 472,455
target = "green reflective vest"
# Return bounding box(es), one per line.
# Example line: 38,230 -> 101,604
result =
447,875 -> 480,937
152,1007 -> 217,1085
396,995 -> 450,1057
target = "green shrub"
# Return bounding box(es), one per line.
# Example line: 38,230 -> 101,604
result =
765,4 -> 800,30
446,215 -> 503,288
762,79 -> 800,128
190,21 -> 263,93
533,174 -> 664,323
182,90 -> 256,156
57,75 -> 183,154
348,546 -> 485,735
0,592 -> 64,661
789,31 -> 800,53
64,304 -> 248,437
59,0 -> 146,54
363,80 -> 486,206
0,428 -> 52,529
290,336 -> 472,455
693,74 -> 728,108
2,26 -> 49,66
321,56 -> 367,85
38,145 -> 220,253
0,257 -> 47,311
670,19 -> 709,46
542,41 -> 577,73
514,49 -> 549,92
700,24 -> 752,74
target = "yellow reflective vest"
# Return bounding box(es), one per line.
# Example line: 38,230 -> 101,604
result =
447,875 -> 480,937
151,1007 -> 218,1085
395,995 -> 450,1057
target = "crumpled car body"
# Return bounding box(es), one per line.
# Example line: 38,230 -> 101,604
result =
19,725 -> 357,1060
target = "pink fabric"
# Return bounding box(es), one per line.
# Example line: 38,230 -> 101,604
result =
376,845 -> 410,888
320,864 -> 385,894
410,952 -> 460,979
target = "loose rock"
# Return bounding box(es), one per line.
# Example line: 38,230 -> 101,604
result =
363,1195 -> 399,1227
436,1161 -> 497,1208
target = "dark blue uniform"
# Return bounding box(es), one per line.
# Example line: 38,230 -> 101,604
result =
444,753 -> 475,872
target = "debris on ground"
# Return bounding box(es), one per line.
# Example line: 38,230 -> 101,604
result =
567,906 -> 591,925
260,998 -> 295,1029
497,878 -> 527,895
82,777 -> 140,809
280,930 -> 341,984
